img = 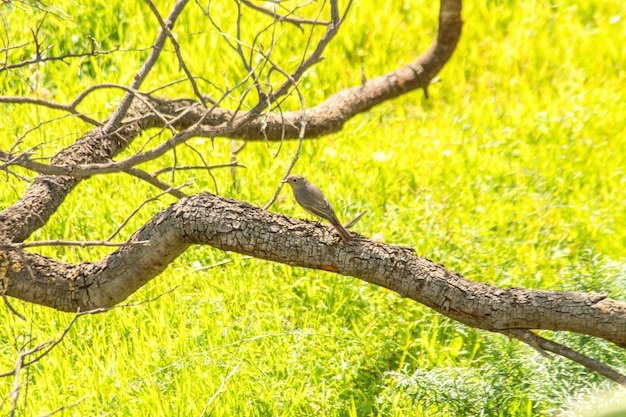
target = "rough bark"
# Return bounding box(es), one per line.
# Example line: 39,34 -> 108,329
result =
2,193 -> 625,349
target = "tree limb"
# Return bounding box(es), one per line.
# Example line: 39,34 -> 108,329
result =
2,193 -> 625,351
505,329 -> 626,386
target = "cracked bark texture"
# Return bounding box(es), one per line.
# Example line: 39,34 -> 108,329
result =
3,193 -> 626,349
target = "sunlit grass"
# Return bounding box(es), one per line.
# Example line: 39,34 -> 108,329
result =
1,0 -> 626,415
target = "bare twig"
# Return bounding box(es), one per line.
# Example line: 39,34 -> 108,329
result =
345,210 -> 367,229
1,288 -> 178,413
125,167 -> 190,199
38,396 -> 88,417
102,0 -> 191,134
193,259 -> 232,271
0,46 -> 121,73
0,240 -> 151,251
143,0 -> 207,106
260,0 -> 352,107
0,43 -> 29,55
200,361 -> 242,415
146,77 -> 217,103
234,0 -> 264,101
262,60 -> 309,210
3,318 -> 75,378
0,96 -> 101,126
9,342 -> 49,416
153,162 -> 245,176
107,183 -> 189,241
240,0 -> 330,28
230,140 -> 242,185
506,329 -> 626,386
2,296 -> 26,322
0,288 -> 180,379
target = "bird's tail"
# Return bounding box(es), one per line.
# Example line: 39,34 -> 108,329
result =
331,222 -> 352,242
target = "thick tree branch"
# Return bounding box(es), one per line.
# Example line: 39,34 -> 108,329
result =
0,0 -> 463,245
0,117 -> 150,244
2,193 -> 625,350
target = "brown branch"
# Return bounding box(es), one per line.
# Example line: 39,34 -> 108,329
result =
153,162 -> 244,176
0,46 -> 120,73
0,239 -> 151,251
0,0 -> 462,244
1,191 -> 626,387
3,193 -> 626,350
3,0 -> 462,154
506,329 -> 626,386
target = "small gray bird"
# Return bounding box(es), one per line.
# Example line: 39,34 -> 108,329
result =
283,174 -> 352,241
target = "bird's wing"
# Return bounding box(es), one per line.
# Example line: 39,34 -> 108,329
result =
297,190 -> 340,224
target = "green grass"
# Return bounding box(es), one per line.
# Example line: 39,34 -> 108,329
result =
1,0 -> 626,415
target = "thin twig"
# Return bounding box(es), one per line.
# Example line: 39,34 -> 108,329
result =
0,47 -> 120,73
0,240 -> 151,251
102,0 -> 191,134
38,396 -> 88,417
106,183 -> 188,241
9,342 -> 48,416
200,361 -> 242,415
260,0 -> 350,107
143,0 -> 207,106
2,296 -> 26,322
124,167 -> 189,199
230,140 -> 240,186
234,0 -> 263,100
240,0 -> 330,28
262,62 -> 309,210
153,162 -> 245,176
0,96 -> 101,126
506,329 -> 626,386
0,288 -> 180,379
193,259 -> 232,271
345,210 -> 367,229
